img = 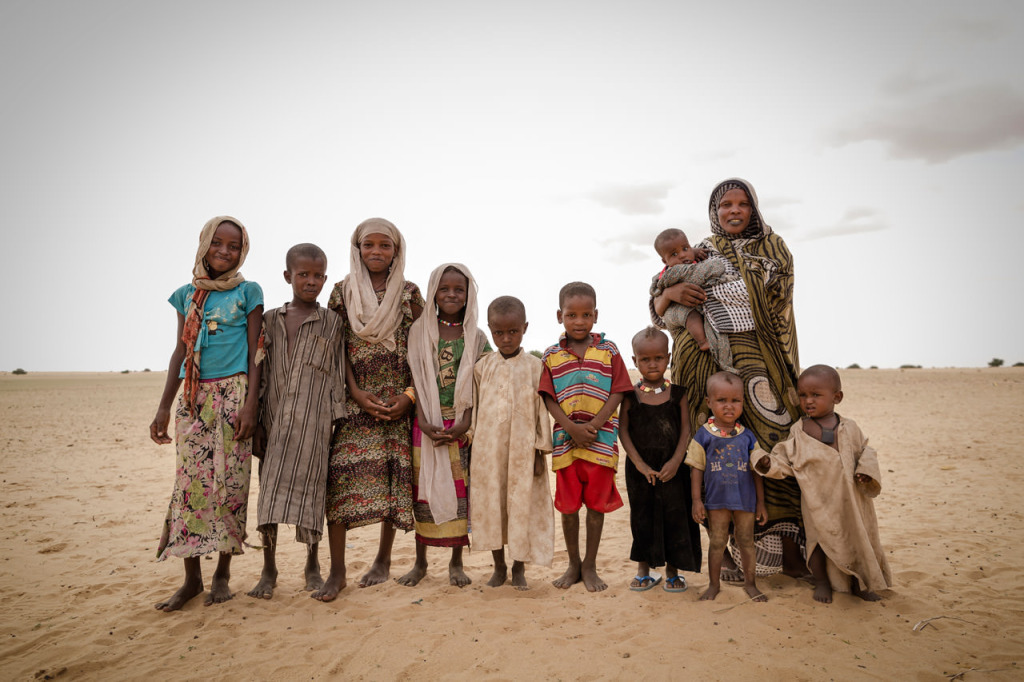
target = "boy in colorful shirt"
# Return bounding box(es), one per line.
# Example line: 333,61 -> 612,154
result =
539,281 -> 633,592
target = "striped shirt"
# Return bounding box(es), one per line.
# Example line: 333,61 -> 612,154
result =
538,333 -> 632,471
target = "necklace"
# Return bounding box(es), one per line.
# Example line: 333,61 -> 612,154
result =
809,414 -> 839,444
636,379 -> 670,394
438,318 -> 462,327
707,416 -> 739,437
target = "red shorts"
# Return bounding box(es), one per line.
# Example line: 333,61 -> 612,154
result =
554,459 -> 623,514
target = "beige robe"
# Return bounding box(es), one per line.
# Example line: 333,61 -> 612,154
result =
758,418 -> 892,593
469,351 -> 554,566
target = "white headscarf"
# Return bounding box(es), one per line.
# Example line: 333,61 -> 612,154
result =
408,263 -> 489,524
341,218 -> 408,351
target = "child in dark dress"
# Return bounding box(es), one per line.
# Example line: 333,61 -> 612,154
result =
618,327 -> 702,592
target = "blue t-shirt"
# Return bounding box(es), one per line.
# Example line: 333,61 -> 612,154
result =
685,423 -> 760,513
169,280 -> 263,380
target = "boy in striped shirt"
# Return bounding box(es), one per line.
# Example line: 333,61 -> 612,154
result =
539,282 -> 632,592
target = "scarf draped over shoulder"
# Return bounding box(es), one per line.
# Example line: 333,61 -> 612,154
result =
341,218 -> 408,351
408,263 -> 489,524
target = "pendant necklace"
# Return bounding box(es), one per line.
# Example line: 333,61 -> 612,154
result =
810,414 -> 839,444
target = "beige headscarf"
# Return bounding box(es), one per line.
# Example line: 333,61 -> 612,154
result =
192,216 -> 250,291
408,263 -> 489,524
341,218 -> 408,351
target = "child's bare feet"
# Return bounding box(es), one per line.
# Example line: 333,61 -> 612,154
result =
552,563 -> 581,589
449,564 -> 472,587
311,570 -> 346,601
699,583 -> 721,601
305,567 -> 324,592
205,573 -> 233,606
813,578 -> 833,603
851,577 -> 881,601
744,584 -> 767,602
487,565 -> 508,587
154,579 -> 203,612
247,569 -> 277,599
581,564 -> 607,592
359,560 -> 390,587
396,563 -> 427,587
510,562 -> 528,590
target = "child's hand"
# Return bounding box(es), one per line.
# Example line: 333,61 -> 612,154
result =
235,401 -> 258,441
657,458 -> 681,483
638,463 -> 658,485
380,392 -> 413,421
534,451 -> 547,477
756,454 -> 771,473
755,502 -> 767,526
855,473 -> 873,485
420,421 -> 451,445
352,387 -> 388,419
565,421 -> 595,447
693,247 -> 709,261
149,409 -> 172,445
253,423 -> 267,459
691,500 -> 706,524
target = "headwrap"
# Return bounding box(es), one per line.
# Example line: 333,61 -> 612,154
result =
408,263 -> 489,524
182,216 -> 251,417
341,218 -> 408,351
708,178 -> 779,283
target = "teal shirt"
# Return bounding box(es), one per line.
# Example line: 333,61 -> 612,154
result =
170,281 -> 263,379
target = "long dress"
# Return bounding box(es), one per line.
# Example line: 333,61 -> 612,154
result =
325,280 -> 424,531
623,385 -> 702,572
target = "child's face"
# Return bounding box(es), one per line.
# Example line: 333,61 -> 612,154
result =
658,235 -> 696,267
706,380 -> 744,425
488,311 -> 528,357
797,374 -> 843,419
717,188 -> 753,236
435,269 -> 468,319
557,294 -> 597,342
632,337 -> 669,384
204,222 -> 244,278
359,232 -> 396,275
284,256 -> 328,305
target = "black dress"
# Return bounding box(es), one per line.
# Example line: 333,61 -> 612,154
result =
623,384 -> 702,571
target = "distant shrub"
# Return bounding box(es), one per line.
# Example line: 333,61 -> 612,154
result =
989,358 -> 1004,367
899,364 -> 922,369
12,368 -> 27,375
870,365 -> 878,370
846,363 -> 861,369
121,369 -> 130,374
528,350 -> 543,359
1014,362 -> 1024,368
143,368 -> 151,372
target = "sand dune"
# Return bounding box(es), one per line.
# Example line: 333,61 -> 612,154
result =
1,368 -> 1022,680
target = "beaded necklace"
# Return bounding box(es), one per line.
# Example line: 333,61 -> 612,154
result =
636,379 -> 670,394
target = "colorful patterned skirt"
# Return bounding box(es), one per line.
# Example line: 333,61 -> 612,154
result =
411,417 -> 469,547
157,374 -> 252,560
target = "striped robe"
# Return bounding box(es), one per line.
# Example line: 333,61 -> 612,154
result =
257,303 -> 345,543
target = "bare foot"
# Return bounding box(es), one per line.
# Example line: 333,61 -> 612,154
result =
699,583 -> 721,601
359,560 -> 390,588
487,565 -> 508,587
851,577 -> 881,601
552,563 -> 581,589
154,580 -> 203,612
510,562 -> 528,590
813,579 -> 833,604
449,564 -> 472,588
581,565 -> 607,592
304,567 -> 324,592
396,563 -> 427,587
744,584 -> 767,602
247,570 -> 277,599
783,567 -> 813,581
696,338 -> 710,351
205,574 -> 233,606
311,570 -> 346,602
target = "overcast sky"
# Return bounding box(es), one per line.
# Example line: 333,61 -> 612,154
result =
1,0 -> 1022,372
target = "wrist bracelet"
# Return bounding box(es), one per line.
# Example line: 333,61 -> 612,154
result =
403,387 -> 416,404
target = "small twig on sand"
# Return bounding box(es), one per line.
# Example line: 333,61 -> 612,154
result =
945,667 -> 1010,680
913,615 -> 978,632
712,594 -> 766,614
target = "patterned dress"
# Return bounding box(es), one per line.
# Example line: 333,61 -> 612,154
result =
326,280 -> 424,531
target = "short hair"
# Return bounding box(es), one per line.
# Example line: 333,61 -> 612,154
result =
558,281 -> 597,309
799,364 -> 842,392
631,326 -> 669,353
285,243 -> 327,270
654,228 -> 687,255
706,370 -> 743,394
487,295 -> 526,322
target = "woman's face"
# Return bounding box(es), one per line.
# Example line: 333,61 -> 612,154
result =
717,188 -> 753,236
359,232 -> 396,275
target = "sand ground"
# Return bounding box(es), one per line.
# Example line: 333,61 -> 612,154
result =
1,368 -> 1022,681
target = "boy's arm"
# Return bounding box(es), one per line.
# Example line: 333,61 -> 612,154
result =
753,471 -> 767,525
686,437 -> 706,523
754,441 -> 795,479
543,395 -> 590,445
618,395 -> 657,486
235,305 -> 264,441
533,389 -> 552,476
849,422 -> 883,498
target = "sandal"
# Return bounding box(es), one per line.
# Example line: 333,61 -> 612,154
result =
629,572 -> 662,591
663,575 -> 688,593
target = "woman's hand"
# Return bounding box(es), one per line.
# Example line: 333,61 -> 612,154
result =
150,409 -> 172,445
665,282 -> 707,308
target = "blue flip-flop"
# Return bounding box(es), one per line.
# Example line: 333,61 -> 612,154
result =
629,572 -> 662,591
663,575 -> 688,593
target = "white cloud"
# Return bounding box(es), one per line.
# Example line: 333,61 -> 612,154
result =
589,182 -> 673,216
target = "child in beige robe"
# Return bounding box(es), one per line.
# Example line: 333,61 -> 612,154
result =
470,296 -> 554,589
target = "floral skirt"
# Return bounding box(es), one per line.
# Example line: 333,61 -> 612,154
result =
157,375 -> 252,560
411,417 -> 469,547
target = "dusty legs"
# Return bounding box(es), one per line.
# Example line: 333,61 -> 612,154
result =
488,549 -> 528,589
702,510 -> 765,602
312,523 -> 347,602
552,509 -> 607,592
397,542 -> 471,587
155,553 -> 234,612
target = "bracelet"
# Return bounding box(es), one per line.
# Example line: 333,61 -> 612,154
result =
403,387 -> 416,404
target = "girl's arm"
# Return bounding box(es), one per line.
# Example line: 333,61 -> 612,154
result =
446,408 -> 472,441
657,392 -> 693,482
414,392 -> 449,444
235,305 -> 264,441
150,313 -> 187,444
618,396 -> 657,486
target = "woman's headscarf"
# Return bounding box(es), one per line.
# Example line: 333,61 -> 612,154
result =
708,178 -> 779,282
182,216 -> 250,417
342,218 -> 408,351
408,263 -> 489,524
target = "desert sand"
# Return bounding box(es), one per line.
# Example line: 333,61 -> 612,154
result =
1,368 -> 1022,680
